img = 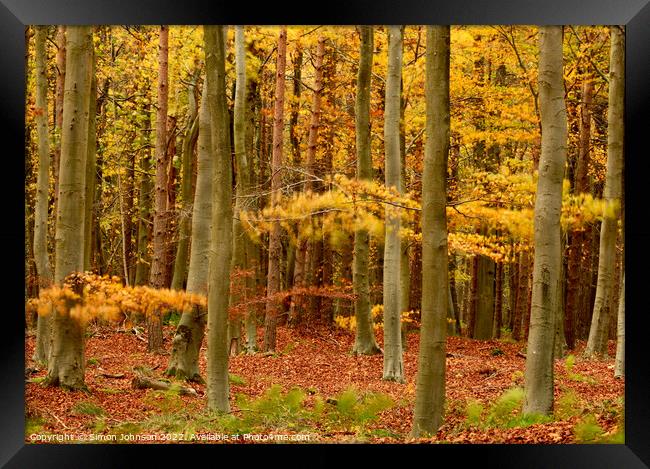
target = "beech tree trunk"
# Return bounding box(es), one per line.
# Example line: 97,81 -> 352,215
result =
148,25 -> 170,352
382,26 -> 404,382
245,72 -> 261,353
523,26 -> 566,415
134,105 -> 153,286
32,26 -> 53,363
229,25 -> 251,355
171,78 -> 199,291
585,27 -> 624,358
614,272 -> 624,377
352,26 -> 380,355
165,81 -> 211,382
84,46 -> 97,271
51,26 -> 66,232
46,26 -> 93,390
263,26 -> 287,352
205,25 -> 233,412
412,25 -> 450,437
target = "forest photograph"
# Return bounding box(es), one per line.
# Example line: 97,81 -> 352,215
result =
23,24 -> 625,444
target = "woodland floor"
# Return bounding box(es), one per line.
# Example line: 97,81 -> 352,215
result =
25,322 -> 624,444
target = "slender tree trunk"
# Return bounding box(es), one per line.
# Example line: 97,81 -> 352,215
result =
51,26 -> 66,232
205,25 -> 233,412
448,256 -> 461,335
245,72 -> 260,353
614,272 -> 624,377
513,250 -> 529,341
412,25 -> 450,437
508,250 -> 519,334
289,44 -> 302,164
290,34 -> 325,326
166,81 -> 212,382
382,26 -> 404,382
409,242 -> 422,312
83,46 -> 97,272
468,256 -> 478,337
148,25 -> 169,352
46,26 -> 93,390
124,144 -> 136,284
229,26 -> 251,355
263,27 -> 287,352
164,117 -> 178,288
523,26 -> 566,415
554,237 -> 568,358
565,76 -> 593,349
33,26 -> 53,363
171,80 -> 199,290
494,261 -> 503,338
585,27 -> 624,358
473,255 -> 496,339
399,70 -> 410,342
135,105 -> 153,286
351,26 -> 381,355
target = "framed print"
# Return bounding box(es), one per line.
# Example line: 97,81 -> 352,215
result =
4,0 -> 649,466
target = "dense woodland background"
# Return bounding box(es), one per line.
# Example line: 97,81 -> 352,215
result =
24,25 -> 624,443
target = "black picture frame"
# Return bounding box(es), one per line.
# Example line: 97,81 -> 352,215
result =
3,1 -> 649,466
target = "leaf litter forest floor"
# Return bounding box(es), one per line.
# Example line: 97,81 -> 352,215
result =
25,323 -> 624,444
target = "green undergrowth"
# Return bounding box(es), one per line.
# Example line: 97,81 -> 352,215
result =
573,395 -> 625,444
458,386 -> 624,443
26,416 -> 47,435
463,387 -> 552,430
71,401 -> 105,416
564,355 -> 597,384
164,311 -> 182,327
229,373 -> 247,386
86,357 -> 100,367
99,385 -> 395,442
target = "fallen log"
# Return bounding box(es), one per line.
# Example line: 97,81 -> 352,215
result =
131,374 -> 198,397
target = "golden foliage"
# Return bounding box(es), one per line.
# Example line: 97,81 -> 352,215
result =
31,272 -> 206,324
242,170 -> 611,264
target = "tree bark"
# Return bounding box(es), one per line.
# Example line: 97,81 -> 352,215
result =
229,26 -> 252,355
205,25 -> 233,412
51,26 -> 66,235
263,27 -> 287,352
585,27 -> 624,358
32,26 -> 53,363
148,25 -> 170,352
351,36 -> 379,353
134,105 -> 153,286
46,26 -> 93,390
171,79 -> 199,291
412,25 -> 450,437
382,26 -> 404,382
523,26 -> 566,415
245,71 -> 261,353
84,46 -> 97,272
165,81 -> 212,382
614,272 -> 624,377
